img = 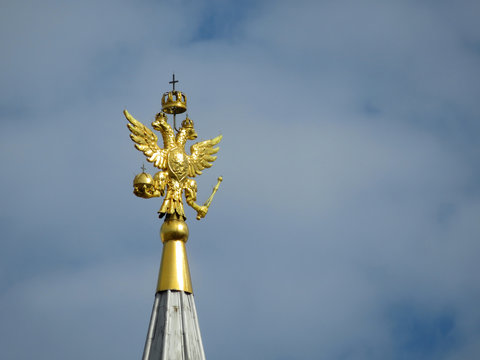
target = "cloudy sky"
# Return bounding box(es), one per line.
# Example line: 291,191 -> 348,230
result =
1,0 -> 480,359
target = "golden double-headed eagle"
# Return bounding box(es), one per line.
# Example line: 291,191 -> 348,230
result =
124,110 -> 222,220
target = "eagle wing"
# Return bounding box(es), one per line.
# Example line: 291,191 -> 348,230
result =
124,109 -> 167,169
187,135 -> 222,177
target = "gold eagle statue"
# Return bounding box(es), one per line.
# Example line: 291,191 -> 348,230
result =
125,109 -> 222,220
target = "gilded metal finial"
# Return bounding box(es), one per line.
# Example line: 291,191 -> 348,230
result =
126,109 -> 222,220
124,81 -> 222,293
141,163 -> 147,172
163,74 -> 186,131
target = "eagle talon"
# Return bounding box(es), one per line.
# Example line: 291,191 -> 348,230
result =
196,206 -> 208,220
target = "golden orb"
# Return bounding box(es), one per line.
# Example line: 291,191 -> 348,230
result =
160,219 -> 189,243
133,171 -> 155,198
133,172 -> 153,185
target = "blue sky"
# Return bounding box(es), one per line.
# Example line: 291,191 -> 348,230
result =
1,0 -> 480,359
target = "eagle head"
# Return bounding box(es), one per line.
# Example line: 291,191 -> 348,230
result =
182,116 -> 197,140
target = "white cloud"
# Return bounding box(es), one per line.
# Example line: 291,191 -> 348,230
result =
1,0 -> 479,359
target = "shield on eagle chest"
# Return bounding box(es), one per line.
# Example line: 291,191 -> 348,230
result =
167,147 -> 189,182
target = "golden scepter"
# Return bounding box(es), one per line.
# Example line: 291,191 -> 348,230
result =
197,176 -> 223,220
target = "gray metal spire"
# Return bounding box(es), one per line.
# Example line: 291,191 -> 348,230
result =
125,75 -> 223,360
143,290 -> 206,360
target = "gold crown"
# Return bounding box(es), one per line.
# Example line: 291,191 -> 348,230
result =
182,116 -> 194,128
161,91 -> 187,114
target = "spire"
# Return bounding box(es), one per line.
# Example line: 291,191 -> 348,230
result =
142,290 -> 206,359
142,217 -> 203,359
124,75 -> 223,359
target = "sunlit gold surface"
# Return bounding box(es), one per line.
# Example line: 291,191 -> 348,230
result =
157,218 -> 193,293
160,218 -> 189,243
161,91 -> 187,114
125,109 -> 222,220
133,172 -> 157,198
125,78 -> 223,294
196,177 -> 223,220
